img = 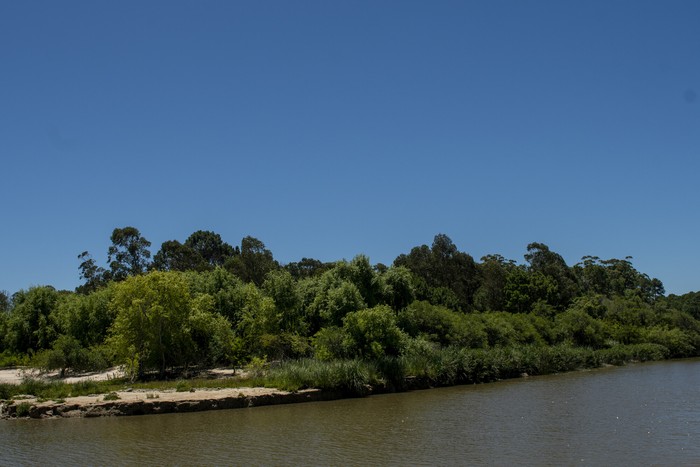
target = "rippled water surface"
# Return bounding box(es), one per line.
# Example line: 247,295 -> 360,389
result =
3,359 -> 700,466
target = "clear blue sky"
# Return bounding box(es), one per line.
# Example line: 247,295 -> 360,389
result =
1,1 -> 699,296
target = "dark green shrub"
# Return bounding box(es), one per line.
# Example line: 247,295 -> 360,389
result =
15,402 -> 32,417
642,327 -> 695,357
342,306 -> 406,359
175,380 -> 191,392
398,301 -> 487,348
555,309 -> 606,348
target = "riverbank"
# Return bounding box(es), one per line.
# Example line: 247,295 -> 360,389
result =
0,342 -> 675,419
1,386 -> 346,419
0,366 -> 319,419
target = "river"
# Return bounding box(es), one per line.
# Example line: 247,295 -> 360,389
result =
2,358 -> 700,466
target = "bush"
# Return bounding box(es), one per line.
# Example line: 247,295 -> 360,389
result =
312,327 -> 348,361
342,306 -> 406,359
480,313 -> 546,347
642,327 -> 695,357
0,351 -> 30,368
15,402 -> 32,417
258,333 -> 311,360
596,343 -> 670,365
32,336 -> 110,376
265,359 -> 380,395
555,309 -> 606,348
175,380 -> 191,393
103,392 -> 120,401
398,301 -> 487,348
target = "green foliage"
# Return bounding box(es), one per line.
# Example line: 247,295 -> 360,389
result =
312,326 -> 349,361
394,234 -> 479,311
15,401 -> 32,417
262,270 -> 305,333
188,294 -> 236,365
504,268 -> 558,314
377,266 -> 416,311
400,343 -> 612,387
573,256 -> 664,302
153,240 -> 207,272
152,230 -> 238,273
186,267 -> 247,325
5,286 -> 61,353
3,227 -> 700,397
108,271 -> 233,376
0,350 -> 30,368
308,271 -> 366,327
264,358 -> 380,395
663,291 -> 700,319
473,254 -> 516,312
76,251 -> 108,294
554,309 -> 606,348
226,236 -> 279,286
0,290 -> 9,313
258,332 -> 310,360
53,287 -> 115,347
284,257 -> 333,279
342,306 -> 406,359
525,242 -> 579,309
398,301 -> 487,348
480,313 -> 518,347
642,326 -> 695,357
568,294 -> 608,319
0,311 -> 7,353
245,355 -> 268,378
481,312 -> 546,347
107,226 -> 152,281
32,335 -> 109,375
604,295 -> 654,326
427,286 -> 462,311
184,230 -> 237,268
103,392 -> 120,401
334,256 -> 382,308
596,343 -> 670,365
235,284 -> 281,358
0,377 -> 104,402
530,299 -> 557,319
175,380 -> 192,392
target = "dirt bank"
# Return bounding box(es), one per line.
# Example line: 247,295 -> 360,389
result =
0,385 -> 346,419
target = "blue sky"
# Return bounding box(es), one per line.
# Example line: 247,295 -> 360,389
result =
1,1 -> 699,296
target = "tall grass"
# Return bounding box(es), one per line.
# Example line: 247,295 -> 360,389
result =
398,343 -> 673,388
263,359 -> 381,395
0,343 -> 673,402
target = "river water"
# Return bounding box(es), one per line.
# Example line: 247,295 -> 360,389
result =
2,358 -> 700,466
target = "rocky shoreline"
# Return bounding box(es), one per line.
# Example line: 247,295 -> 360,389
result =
0,386 -> 348,420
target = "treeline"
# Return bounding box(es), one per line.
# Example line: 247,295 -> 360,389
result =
1,227 -> 699,381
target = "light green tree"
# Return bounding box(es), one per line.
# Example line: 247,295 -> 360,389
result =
108,271 -> 232,377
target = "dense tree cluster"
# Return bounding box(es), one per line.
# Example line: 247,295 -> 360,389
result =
1,228 -> 698,379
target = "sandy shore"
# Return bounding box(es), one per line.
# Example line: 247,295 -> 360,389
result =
1,386 -> 333,419
0,367 -> 126,385
0,367 -> 341,419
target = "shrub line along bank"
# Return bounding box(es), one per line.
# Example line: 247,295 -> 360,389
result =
1,342 -> 671,419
